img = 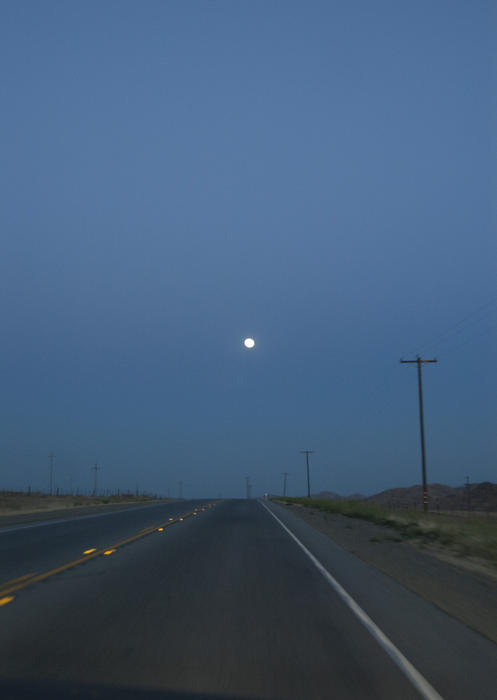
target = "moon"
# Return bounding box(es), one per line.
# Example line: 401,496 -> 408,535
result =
243,337 -> 255,349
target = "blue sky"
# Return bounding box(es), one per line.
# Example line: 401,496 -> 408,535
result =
1,1 -> 496,498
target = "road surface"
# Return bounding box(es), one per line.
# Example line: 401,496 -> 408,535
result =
0,498 -> 496,699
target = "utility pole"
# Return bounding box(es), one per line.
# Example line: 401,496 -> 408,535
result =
300,450 -> 314,498
282,472 -> 290,497
245,476 -> 251,499
400,356 -> 437,512
465,476 -> 471,513
48,453 -> 55,495
92,463 -> 100,497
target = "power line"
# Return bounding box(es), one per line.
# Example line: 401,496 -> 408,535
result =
439,322 -> 497,356
417,309 -> 497,356
366,301 -> 496,423
406,294 -> 497,358
362,307 -> 495,429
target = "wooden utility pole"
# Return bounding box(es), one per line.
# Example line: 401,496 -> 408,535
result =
300,450 -> 314,498
48,453 -> 55,495
282,472 -> 290,497
465,476 -> 471,513
400,356 -> 437,512
92,463 -> 100,497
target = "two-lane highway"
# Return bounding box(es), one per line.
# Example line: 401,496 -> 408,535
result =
1,499 -> 496,699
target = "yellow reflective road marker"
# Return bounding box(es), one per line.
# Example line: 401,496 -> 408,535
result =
0,512 -> 190,603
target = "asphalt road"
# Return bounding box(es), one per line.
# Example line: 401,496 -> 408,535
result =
0,499 -> 496,699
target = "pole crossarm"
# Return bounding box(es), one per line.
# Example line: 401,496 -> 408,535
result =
400,359 -> 437,364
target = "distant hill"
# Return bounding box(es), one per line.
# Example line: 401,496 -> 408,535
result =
311,490 -> 341,500
312,490 -> 366,501
366,482 -> 497,512
310,482 -> 497,511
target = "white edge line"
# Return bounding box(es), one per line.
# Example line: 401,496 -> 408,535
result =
259,500 -> 444,700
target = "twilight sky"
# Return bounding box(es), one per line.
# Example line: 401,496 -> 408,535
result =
1,0 -> 496,498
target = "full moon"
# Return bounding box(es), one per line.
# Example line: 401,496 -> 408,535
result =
243,337 -> 255,349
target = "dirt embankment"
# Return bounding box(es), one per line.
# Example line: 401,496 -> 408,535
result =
0,492 -> 173,526
281,502 -> 497,645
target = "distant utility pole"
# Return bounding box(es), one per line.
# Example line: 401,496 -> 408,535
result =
48,453 -> 55,495
300,450 -> 314,498
245,476 -> 251,499
465,476 -> 471,513
282,472 -> 290,497
400,356 -> 437,512
92,463 -> 100,497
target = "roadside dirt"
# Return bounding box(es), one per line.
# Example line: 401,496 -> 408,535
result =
0,498 -> 170,527
280,503 -> 497,645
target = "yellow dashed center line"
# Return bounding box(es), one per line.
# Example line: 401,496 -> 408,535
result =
0,505 -> 215,602
0,572 -> 36,588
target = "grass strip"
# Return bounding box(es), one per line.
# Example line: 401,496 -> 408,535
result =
274,497 -> 497,567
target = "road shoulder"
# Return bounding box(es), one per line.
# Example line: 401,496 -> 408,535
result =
277,501 -> 497,644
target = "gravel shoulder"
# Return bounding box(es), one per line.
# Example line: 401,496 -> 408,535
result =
279,502 -> 497,644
